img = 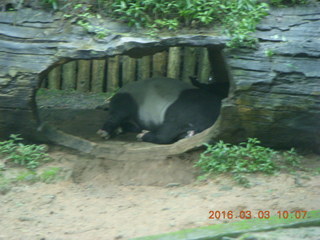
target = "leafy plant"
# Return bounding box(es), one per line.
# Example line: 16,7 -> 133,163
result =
103,0 -> 269,48
195,138 -> 302,187
0,134 -> 51,169
0,176 -> 11,195
39,167 -> 61,183
39,0 -> 310,47
265,49 -> 275,58
0,167 -> 63,192
222,1 -> 269,48
15,171 -> 38,183
10,167 -> 61,184
282,148 -> 301,167
40,0 -> 269,48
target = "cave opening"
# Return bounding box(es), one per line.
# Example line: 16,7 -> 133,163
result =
35,45 -> 230,149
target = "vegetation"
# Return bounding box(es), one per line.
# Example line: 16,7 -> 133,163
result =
3,0 -> 306,47
265,49 -> 275,58
13,167 -> 62,183
195,138 -> 302,187
0,135 -> 62,193
39,167 -> 62,183
46,0 -> 268,48
34,0 -> 310,47
0,167 -> 62,194
0,134 -> 51,169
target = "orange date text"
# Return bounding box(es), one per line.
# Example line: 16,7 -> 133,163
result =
208,210 -> 308,220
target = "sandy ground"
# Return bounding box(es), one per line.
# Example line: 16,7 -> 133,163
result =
0,146 -> 320,240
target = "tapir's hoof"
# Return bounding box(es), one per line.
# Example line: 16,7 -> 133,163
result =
115,127 -> 123,135
97,129 -> 110,140
136,130 -> 150,141
186,130 -> 195,138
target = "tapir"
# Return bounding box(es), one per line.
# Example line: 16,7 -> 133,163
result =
97,77 -> 228,144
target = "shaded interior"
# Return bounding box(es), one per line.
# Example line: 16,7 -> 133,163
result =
35,46 -> 230,145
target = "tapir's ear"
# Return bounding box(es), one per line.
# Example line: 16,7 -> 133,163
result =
189,76 -> 201,88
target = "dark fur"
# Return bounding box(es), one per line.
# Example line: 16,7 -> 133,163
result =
101,93 -> 141,136
141,89 -> 221,143
189,76 -> 229,99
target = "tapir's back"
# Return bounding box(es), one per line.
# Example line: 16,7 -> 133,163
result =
119,77 -> 194,128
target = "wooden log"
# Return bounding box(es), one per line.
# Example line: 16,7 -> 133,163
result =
62,61 -> 77,90
182,47 -> 197,83
122,56 -> 136,85
40,121 -> 213,159
47,65 -> 61,89
152,51 -> 167,77
107,55 -> 120,92
197,48 -> 211,83
167,47 -> 181,80
77,60 -> 91,92
137,55 -> 151,80
91,59 -> 106,92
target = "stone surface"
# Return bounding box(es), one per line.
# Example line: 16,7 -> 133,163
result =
0,3 -> 319,155
221,5 -> 320,152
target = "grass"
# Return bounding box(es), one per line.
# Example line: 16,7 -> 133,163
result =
39,167 -> 62,183
195,138 -> 304,187
15,0 -> 311,47
0,135 -> 64,194
0,134 -> 51,169
42,0 -> 270,48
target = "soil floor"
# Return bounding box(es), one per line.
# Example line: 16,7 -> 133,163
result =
1,145 -> 320,240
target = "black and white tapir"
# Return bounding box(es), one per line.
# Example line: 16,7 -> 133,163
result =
97,77 -> 228,144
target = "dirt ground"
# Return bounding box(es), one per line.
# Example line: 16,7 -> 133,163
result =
0,145 -> 320,240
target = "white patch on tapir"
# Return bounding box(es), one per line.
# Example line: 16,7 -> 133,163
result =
139,87 -> 173,127
120,78 -> 194,128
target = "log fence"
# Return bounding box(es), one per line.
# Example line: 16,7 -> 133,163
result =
42,47 -> 212,93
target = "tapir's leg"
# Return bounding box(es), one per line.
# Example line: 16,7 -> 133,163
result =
120,121 -> 142,133
98,93 -> 138,139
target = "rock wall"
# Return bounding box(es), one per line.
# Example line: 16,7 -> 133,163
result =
219,5 -> 320,151
0,4 -> 319,153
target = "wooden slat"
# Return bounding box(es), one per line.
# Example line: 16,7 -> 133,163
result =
167,47 -> 181,80
77,60 -> 91,92
62,61 -> 77,90
197,48 -> 211,83
107,56 -> 120,92
47,66 -> 61,89
182,47 -> 197,83
91,59 -> 106,92
137,55 -> 151,81
152,51 -> 167,77
122,56 -> 136,85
